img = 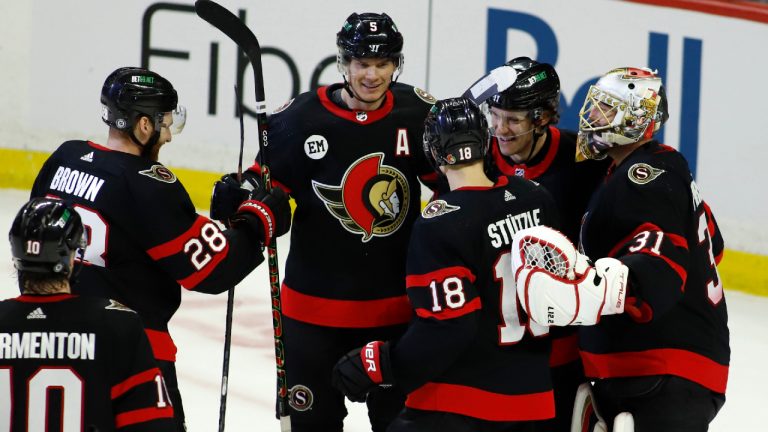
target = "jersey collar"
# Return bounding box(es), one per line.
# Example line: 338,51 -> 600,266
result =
317,84 -> 394,124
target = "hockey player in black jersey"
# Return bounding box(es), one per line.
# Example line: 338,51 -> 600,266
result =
332,98 -> 563,431
512,68 -> 729,431
30,67 -> 291,430
213,12 -> 437,432
483,57 -> 609,431
1,197 -> 176,431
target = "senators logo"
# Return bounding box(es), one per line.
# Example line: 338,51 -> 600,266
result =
312,153 -> 410,242
138,164 -> 177,183
628,163 -> 665,185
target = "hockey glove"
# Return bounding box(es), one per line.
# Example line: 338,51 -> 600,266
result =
516,257 -> 629,326
331,341 -> 394,403
210,171 -> 262,222
230,186 -> 291,246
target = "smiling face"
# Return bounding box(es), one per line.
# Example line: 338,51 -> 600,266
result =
342,57 -> 396,111
489,106 -> 537,160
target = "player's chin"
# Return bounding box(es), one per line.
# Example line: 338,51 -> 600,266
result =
358,84 -> 386,99
497,139 -> 521,157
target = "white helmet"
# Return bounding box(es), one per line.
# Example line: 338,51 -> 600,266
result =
576,67 -> 668,161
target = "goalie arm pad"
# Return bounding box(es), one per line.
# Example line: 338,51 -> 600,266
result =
517,257 -> 629,326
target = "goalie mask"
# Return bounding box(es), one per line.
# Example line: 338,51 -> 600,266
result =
9,198 -> 86,277
336,13 -> 404,79
576,67 -> 669,161
423,97 -> 490,169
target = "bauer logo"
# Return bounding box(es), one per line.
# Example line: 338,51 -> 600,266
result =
304,135 -> 328,160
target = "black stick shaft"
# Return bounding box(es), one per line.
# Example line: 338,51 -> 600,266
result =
194,1 -> 289,429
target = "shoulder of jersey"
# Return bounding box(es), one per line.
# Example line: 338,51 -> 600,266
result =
103,299 -> 137,313
391,82 -> 436,106
271,87 -> 325,116
504,174 -> 541,192
420,198 -> 462,221
556,128 -> 578,148
620,143 -> 685,187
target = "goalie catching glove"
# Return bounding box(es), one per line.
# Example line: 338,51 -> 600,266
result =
331,341 -> 394,403
511,226 -> 628,326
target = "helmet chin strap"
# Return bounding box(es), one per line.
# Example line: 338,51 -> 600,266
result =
128,115 -> 162,158
498,126 -> 541,164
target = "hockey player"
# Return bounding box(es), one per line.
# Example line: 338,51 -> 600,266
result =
332,98 -> 563,431
483,57 -> 609,431
29,66 -> 292,430
213,12 -> 437,432
1,197 -> 176,431
512,67 -> 729,431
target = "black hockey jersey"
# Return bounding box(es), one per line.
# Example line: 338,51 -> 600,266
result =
259,82 -> 437,328
0,294 -> 175,431
31,141 -> 265,361
578,141 -> 729,394
390,176 -> 560,422
488,126 -> 608,367
487,126 -> 608,243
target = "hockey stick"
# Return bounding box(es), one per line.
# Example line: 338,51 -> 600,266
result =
461,64 -> 518,105
194,1 -> 290,431
215,84 -> 245,432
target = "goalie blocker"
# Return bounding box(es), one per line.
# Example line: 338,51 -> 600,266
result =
511,226 -> 628,326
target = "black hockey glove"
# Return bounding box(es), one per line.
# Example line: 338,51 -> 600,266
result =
210,171 -> 263,222
331,341 -> 394,403
230,186 -> 291,246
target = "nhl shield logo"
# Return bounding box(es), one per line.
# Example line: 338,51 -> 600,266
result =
312,153 -> 410,242
355,111 -> 368,122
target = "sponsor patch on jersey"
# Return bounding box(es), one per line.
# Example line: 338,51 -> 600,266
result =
628,163 -> 665,185
288,384 -> 314,412
272,98 -> 294,114
421,200 -> 460,219
414,87 -> 437,104
504,190 -> 516,201
312,153 -> 410,242
105,299 -> 136,313
139,165 -> 177,184
304,135 -> 329,160
80,151 -> 94,162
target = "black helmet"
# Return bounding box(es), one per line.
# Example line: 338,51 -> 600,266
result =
101,67 -> 178,132
336,13 -> 404,65
423,98 -> 490,168
9,198 -> 86,277
487,57 -> 560,120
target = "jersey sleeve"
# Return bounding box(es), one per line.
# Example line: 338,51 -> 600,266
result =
127,171 -> 265,294
390,219 -> 481,394
606,170 -> 691,322
106,308 -> 176,431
